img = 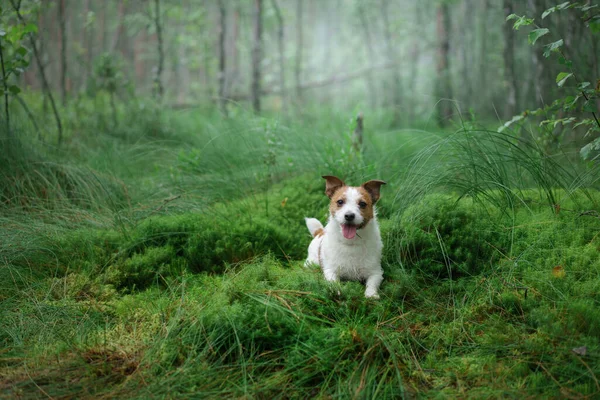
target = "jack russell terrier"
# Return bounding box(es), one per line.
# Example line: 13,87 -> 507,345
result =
305,176 -> 386,298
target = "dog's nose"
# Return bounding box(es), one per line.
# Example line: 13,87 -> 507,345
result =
344,213 -> 355,222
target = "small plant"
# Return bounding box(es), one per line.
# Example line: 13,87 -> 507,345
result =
503,3 -> 600,159
90,53 -> 128,128
0,4 -> 34,137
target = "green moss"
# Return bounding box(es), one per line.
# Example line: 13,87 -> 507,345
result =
383,194 -> 508,278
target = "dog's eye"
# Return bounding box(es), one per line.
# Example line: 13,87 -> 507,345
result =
359,201 -> 367,208
336,199 -> 344,206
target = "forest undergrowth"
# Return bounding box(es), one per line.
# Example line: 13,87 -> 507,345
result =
1,103 -> 600,398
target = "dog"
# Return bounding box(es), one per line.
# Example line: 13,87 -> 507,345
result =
305,176 -> 386,298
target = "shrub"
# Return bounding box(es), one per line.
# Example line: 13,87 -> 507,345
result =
382,194 -> 507,278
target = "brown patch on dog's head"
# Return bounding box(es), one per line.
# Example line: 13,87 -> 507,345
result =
313,228 -> 324,238
361,180 -> 386,204
356,187 -> 375,227
322,175 -> 345,198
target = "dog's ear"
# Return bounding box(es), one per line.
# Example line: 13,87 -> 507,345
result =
361,180 -> 386,203
322,176 -> 345,198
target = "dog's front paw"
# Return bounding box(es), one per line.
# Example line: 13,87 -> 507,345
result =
365,290 -> 380,299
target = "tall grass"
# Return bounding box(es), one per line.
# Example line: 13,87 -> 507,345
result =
2,101 -> 600,398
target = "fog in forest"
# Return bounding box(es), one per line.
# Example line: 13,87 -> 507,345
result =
9,0 -> 598,127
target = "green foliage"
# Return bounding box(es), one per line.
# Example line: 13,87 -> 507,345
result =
528,28 -> 549,45
383,194 -> 506,278
504,4 -> 600,159
90,53 -> 128,96
0,5 -> 34,98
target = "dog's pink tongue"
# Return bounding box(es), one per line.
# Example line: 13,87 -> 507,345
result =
342,224 -> 357,239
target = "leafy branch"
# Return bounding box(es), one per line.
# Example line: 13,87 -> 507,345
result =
504,3 -> 600,159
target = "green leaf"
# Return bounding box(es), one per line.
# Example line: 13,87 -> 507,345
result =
556,72 -> 573,87
15,46 -> 27,57
529,28 -> 550,45
558,56 -> 572,67
543,39 -> 564,57
506,13 -> 519,21
498,114 -> 525,133
8,85 -> 20,95
22,23 -> 38,35
580,137 -> 600,160
574,119 -> 594,129
578,82 -> 591,90
542,2 -> 572,19
512,16 -> 535,30
580,142 -> 593,160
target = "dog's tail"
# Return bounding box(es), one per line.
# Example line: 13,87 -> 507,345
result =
305,217 -> 324,238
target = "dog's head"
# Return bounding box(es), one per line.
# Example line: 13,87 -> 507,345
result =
322,175 -> 386,240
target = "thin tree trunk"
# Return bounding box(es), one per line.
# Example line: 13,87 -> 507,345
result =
59,0 -> 67,106
218,0 -> 228,115
478,0 -> 489,101
251,0 -> 263,114
15,94 -> 43,140
230,6 -> 241,94
10,0 -> 63,145
528,0 -> 546,106
110,1 -> 126,53
357,3 -> 377,108
153,0 -> 164,99
271,0 -> 287,112
380,0 -> 402,126
0,37 -> 10,138
461,0 -> 473,106
101,1 -> 107,53
503,0 -> 519,118
295,0 -> 303,102
81,0 -> 92,92
408,3 -> 423,124
436,2 -> 453,127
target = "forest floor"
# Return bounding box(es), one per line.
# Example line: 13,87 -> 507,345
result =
1,106 -> 600,398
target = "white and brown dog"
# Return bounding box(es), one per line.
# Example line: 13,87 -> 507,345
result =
305,176 -> 386,299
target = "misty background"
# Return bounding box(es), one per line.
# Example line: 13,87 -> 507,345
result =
18,0 -> 598,126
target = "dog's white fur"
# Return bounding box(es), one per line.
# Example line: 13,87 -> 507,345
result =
305,181 -> 384,299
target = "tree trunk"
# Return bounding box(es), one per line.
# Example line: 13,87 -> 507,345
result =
218,0 -> 228,115
271,0 -> 287,112
436,2 -> 453,127
153,0 -> 164,99
110,1 -> 126,53
478,0 -> 489,103
380,0 -> 402,126
357,3 -> 377,108
101,2 -> 107,53
58,0 -> 67,106
251,0 -> 263,114
408,3 -> 423,124
295,0 -> 303,102
226,5 -> 240,96
461,0 -> 473,107
10,0 -> 63,144
528,0 -> 547,106
81,0 -> 93,92
0,37 -> 10,138
503,0 -> 519,118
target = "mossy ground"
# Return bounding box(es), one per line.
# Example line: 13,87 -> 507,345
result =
1,107 -> 600,398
